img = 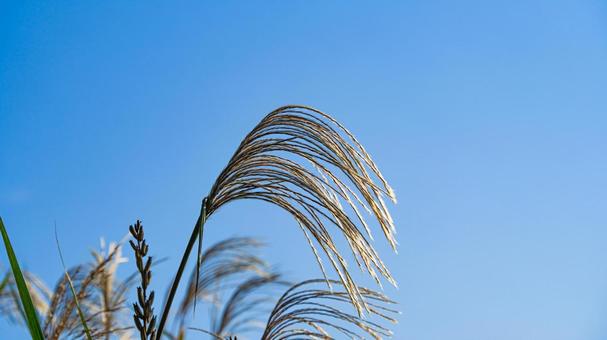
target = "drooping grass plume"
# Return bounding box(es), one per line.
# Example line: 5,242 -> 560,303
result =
177,237 -> 267,319
0,270 -> 51,327
185,276 -> 397,340
129,220 -> 157,340
186,274 -> 282,340
0,235 -> 134,339
0,235 -> 137,339
47,244 -> 126,339
209,273 -> 284,338
0,217 -> 45,339
158,105 -> 397,336
261,279 -> 398,340
207,107 -> 398,301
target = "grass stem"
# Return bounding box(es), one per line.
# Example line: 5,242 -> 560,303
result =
156,199 -> 207,339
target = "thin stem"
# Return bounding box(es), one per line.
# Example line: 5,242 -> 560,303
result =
156,199 -> 207,339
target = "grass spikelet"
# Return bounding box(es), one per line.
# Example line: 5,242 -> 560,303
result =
129,220 -> 157,340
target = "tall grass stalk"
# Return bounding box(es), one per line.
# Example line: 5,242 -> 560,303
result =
157,199 -> 206,338
0,217 -> 44,340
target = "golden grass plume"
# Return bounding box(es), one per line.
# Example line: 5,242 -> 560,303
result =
261,279 -> 398,340
204,105 -> 398,313
177,237 -> 268,321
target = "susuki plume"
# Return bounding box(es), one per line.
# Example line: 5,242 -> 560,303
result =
0,239 -> 133,339
158,106 -> 398,336
261,279 -> 398,340
177,237 -> 267,320
210,273 -> 283,338
204,105 -> 397,313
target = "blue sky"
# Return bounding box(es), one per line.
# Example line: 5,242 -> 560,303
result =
1,1 -> 606,339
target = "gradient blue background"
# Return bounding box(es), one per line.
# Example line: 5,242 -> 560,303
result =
1,1 -> 606,339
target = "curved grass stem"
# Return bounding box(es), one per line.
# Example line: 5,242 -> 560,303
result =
156,199 -> 207,339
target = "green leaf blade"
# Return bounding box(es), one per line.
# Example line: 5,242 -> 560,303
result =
0,217 -> 44,340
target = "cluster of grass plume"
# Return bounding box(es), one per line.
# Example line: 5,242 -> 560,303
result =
0,106 -> 399,339
0,218 -> 134,339
0,231 -> 398,339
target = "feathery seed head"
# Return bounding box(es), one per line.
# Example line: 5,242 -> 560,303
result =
204,106 -> 397,314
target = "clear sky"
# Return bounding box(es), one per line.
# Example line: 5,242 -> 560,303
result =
1,1 -> 606,339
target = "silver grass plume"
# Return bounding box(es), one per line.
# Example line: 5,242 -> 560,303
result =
186,277 -> 397,340
261,279 -> 398,340
209,273 -> 283,338
0,239 -> 133,339
0,270 -> 51,326
90,238 -> 136,340
206,106 -> 397,311
46,245 -> 126,340
185,272 -> 284,340
177,237 -> 268,321
158,105 -> 397,336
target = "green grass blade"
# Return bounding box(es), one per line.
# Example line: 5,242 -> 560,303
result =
0,217 -> 44,340
55,225 -> 93,340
